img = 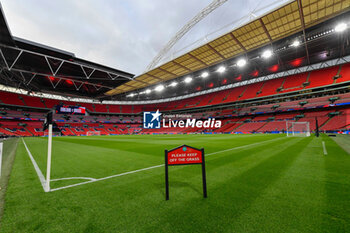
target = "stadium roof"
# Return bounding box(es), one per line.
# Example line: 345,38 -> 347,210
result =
107,0 -> 350,96
0,3 -> 134,98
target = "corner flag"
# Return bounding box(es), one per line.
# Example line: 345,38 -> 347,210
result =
43,111 -> 53,131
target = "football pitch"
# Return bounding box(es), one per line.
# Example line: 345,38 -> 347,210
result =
1,134 -> 350,232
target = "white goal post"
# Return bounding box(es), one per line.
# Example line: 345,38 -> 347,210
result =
86,131 -> 101,136
286,121 -> 310,137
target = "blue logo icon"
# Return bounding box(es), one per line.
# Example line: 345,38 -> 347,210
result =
183,147 -> 187,151
143,110 -> 162,129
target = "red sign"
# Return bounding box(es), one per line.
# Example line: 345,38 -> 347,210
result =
165,145 -> 207,200
167,145 -> 202,165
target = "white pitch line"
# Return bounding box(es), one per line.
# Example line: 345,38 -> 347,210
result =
49,164 -> 164,192
205,137 -> 285,156
22,138 -> 47,192
322,141 -> 328,155
51,177 -> 96,182
49,136 -> 286,192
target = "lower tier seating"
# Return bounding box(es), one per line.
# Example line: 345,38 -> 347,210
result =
0,104 -> 348,137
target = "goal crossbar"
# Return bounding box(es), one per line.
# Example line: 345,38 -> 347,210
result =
86,131 -> 101,136
286,121 -> 310,137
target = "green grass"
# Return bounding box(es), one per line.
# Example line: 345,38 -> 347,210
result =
0,134 -> 349,232
0,138 -> 18,221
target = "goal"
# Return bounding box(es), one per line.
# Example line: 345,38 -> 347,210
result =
286,121 -> 310,137
43,132 -> 61,137
86,131 -> 101,136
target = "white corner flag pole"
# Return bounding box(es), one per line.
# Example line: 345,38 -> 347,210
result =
45,124 -> 53,192
0,142 -> 3,178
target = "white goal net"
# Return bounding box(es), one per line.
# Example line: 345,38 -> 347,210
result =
286,121 -> 310,137
86,131 -> 101,136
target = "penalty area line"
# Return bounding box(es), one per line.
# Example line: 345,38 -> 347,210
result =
50,136 -> 286,192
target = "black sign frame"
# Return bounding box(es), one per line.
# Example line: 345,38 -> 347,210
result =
164,144 -> 207,200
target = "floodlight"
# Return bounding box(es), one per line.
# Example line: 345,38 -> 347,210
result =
155,85 -> 164,92
291,40 -> 300,47
169,81 -> 178,87
262,50 -> 273,59
335,22 -> 347,32
237,59 -> 247,67
217,66 -> 226,73
201,72 -> 209,78
184,76 -> 192,83
145,89 -> 151,94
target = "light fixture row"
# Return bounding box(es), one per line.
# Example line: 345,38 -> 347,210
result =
127,22 -> 348,97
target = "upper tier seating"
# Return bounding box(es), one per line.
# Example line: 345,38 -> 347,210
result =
280,73 -> 308,93
240,82 -> 263,100
337,63 -> 350,84
94,104 -> 108,113
1,64 -> 350,114
222,86 -> 246,104
0,91 -> 24,106
306,66 -> 339,89
259,78 -> 284,97
21,95 -> 46,108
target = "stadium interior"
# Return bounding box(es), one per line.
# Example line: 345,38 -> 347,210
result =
0,0 -> 349,137
1,1 -> 350,232
0,1 -> 350,138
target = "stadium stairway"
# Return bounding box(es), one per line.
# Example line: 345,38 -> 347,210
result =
332,65 -> 342,84
337,63 -> 350,84
214,121 -> 234,132
24,127 -> 34,136
61,128 -> 76,136
255,122 -> 269,132
257,121 -> 287,132
232,122 -> 245,131
307,66 -> 338,89
320,111 -> 349,131
319,117 -> 333,129
0,127 -> 18,136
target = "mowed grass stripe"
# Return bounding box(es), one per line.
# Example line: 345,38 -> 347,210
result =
23,135 -> 284,189
205,137 -> 304,189
51,136 -> 287,190
1,134 -> 349,233
53,134 -> 282,157
322,134 -> 350,232
231,136 -> 325,232
23,137 -> 162,182
139,137 -> 312,233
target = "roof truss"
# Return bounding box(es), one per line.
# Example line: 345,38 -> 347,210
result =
107,0 -> 350,96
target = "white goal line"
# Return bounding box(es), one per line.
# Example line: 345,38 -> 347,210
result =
23,136 -> 286,192
22,138 -> 48,192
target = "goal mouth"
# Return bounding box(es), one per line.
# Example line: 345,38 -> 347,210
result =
286,121 -> 311,137
86,131 -> 101,136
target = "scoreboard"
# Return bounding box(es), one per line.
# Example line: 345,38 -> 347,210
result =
55,105 -> 86,115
